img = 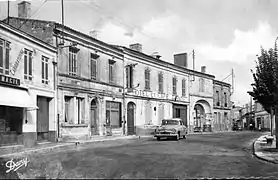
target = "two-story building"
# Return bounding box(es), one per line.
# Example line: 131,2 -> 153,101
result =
213,80 -> 232,131
6,1 -> 125,141
254,102 -> 271,131
115,44 -> 190,135
188,66 -> 215,132
0,22 -> 56,147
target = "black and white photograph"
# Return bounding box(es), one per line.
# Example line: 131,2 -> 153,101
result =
0,0 -> 278,179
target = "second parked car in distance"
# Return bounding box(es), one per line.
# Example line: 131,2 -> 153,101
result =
154,118 -> 188,141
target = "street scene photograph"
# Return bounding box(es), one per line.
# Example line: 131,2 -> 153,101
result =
0,0 -> 278,179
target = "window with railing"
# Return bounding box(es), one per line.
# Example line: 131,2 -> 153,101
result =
126,65 -> 133,89
91,53 -> 99,80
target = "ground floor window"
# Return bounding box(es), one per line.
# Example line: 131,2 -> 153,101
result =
173,104 -> 187,126
0,105 -> 23,146
106,101 -> 121,128
64,96 -> 85,124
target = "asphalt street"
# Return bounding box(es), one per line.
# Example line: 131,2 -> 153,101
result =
2,131 -> 278,179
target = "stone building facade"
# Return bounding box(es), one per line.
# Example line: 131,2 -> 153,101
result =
0,22 -> 56,147
212,80 -> 232,131
118,45 -> 190,135
6,2 -> 125,140
188,67 -> 215,132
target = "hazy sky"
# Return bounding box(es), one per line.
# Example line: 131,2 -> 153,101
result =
1,0 -> 278,106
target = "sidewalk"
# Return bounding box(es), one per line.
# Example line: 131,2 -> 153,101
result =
0,135 -> 152,158
253,133 -> 278,164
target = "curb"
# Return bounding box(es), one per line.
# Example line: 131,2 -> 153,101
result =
252,135 -> 278,164
0,135 -> 153,158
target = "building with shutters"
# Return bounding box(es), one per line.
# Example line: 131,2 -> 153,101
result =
115,44 -> 191,135
0,21 -> 57,147
212,80 -> 232,131
6,1 -> 125,141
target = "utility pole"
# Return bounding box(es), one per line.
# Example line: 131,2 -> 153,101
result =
61,0 -> 65,44
192,49 -> 195,81
7,0 -> 10,25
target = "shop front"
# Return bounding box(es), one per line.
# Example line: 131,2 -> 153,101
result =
0,75 -> 37,147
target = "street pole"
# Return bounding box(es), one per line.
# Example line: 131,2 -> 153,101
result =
7,0 -> 10,25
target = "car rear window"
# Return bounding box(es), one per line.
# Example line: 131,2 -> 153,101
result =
162,120 -> 179,125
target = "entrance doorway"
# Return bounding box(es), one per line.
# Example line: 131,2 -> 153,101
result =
173,104 -> 187,126
37,96 -> 50,141
91,99 -> 98,135
127,102 -> 135,135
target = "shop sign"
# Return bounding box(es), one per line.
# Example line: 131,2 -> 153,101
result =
0,74 -> 20,86
127,89 -> 187,101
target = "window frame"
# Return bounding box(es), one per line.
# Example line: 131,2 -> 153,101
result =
109,59 -> 116,84
182,79 -> 186,97
145,69 -> 150,90
172,76 -> 177,95
24,48 -> 33,80
41,55 -> 49,84
0,38 -> 10,75
216,90 -> 220,106
158,72 -> 163,93
90,53 -> 98,80
69,47 -> 78,76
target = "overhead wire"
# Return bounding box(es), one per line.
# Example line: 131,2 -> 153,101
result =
77,0 -> 169,42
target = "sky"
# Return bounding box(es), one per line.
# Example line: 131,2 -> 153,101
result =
1,0 -> 278,106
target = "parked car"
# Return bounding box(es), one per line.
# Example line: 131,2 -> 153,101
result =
193,126 -> 202,132
154,118 -> 188,141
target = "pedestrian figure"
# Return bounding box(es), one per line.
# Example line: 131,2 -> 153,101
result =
259,124 -> 261,131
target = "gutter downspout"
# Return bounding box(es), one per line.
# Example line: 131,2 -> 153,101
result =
121,48 -> 126,135
55,34 -> 60,141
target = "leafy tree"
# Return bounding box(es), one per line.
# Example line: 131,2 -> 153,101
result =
248,39 -> 278,148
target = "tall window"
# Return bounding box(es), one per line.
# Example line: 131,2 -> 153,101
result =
24,49 -> 33,80
145,69 -> 150,90
172,77 -> 177,95
77,97 -> 85,124
64,96 -> 71,123
91,53 -> 98,80
216,90 -> 220,106
182,79 -> 186,96
42,56 -> 49,84
69,47 -> 77,76
158,72 -> 163,93
199,78 -> 205,92
126,65 -> 133,88
224,92 -> 227,107
106,101 -> 121,128
109,59 -> 116,83
0,39 -> 10,75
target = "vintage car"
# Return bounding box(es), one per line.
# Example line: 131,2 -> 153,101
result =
154,118 -> 188,141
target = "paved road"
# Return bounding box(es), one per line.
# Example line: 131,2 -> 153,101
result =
3,131 -> 278,179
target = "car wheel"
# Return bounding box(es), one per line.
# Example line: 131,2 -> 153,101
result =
157,137 -> 161,141
176,132 -> 180,141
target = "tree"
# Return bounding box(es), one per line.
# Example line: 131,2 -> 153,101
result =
248,39 -> 278,148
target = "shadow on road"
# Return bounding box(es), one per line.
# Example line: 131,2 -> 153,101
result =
0,157 -> 19,179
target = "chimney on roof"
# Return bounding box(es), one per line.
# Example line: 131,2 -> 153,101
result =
89,30 -> 98,39
201,66 -> 206,73
18,1 -> 31,19
151,52 -> 162,59
129,43 -> 142,52
174,53 -> 188,68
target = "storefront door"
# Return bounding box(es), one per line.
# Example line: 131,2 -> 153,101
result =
127,102 -> 135,135
37,96 -> 50,141
91,99 -> 98,135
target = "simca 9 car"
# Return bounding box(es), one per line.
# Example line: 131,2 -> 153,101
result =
154,118 -> 188,141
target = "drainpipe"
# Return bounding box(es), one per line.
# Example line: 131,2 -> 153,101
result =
54,35 -> 60,141
121,48 -> 126,135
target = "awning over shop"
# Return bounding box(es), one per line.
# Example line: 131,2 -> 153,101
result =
0,86 -> 37,109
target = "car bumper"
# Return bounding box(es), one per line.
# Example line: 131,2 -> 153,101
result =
154,134 -> 178,137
